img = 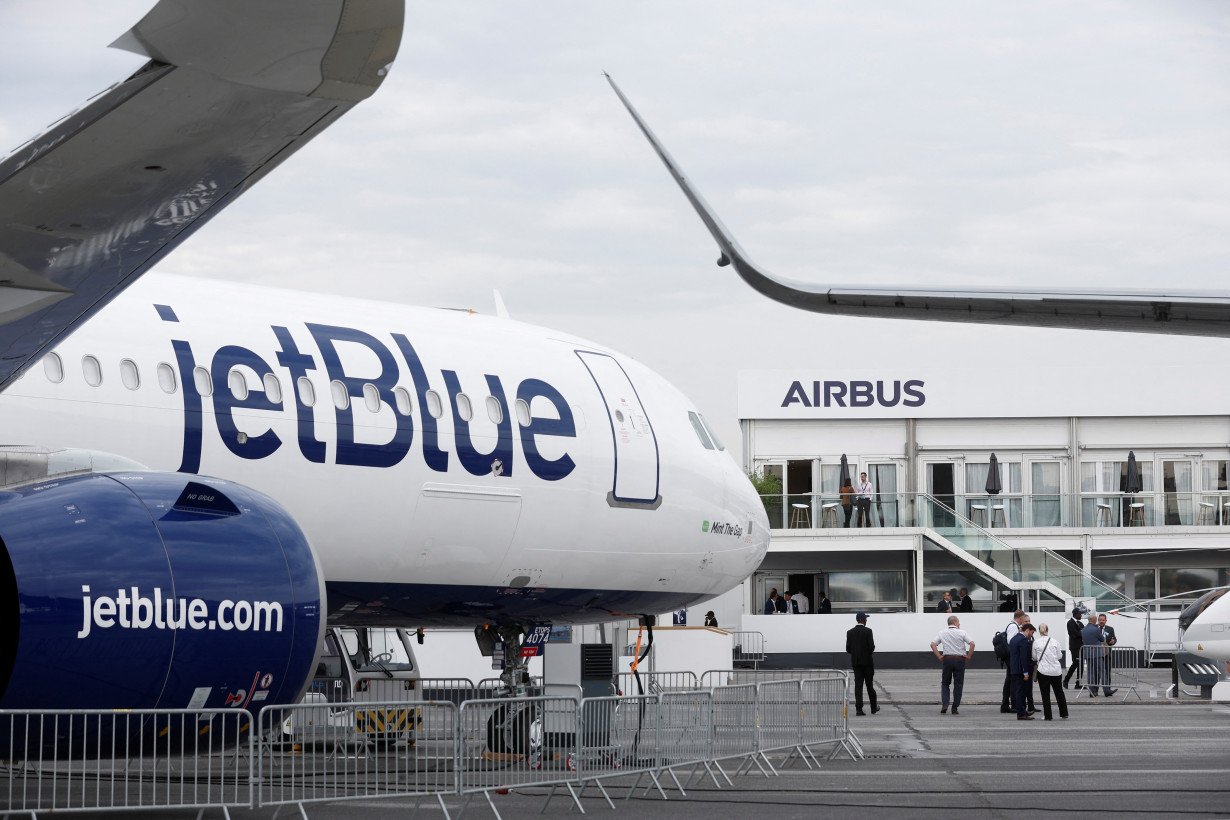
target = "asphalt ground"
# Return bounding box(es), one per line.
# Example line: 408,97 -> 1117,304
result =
18,669 -> 1229,820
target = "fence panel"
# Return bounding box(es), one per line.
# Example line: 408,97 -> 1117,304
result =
575,695 -> 660,783
657,691 -> 713,769
257,699 -> 457,809
701,668 -> 832,688
708,684 -> 758,764
756,680 -> 802,755
415,678 -> 477,706
800,676 -> 847,751
1076,645 -> 1143,701
616,671 -> 698,695
455,696 -> 580,797
0,708 -> 253,816
731,632 -> 766,667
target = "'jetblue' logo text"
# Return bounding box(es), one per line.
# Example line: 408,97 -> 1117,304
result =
781,379 -> 925,409
166,314 -> 576,482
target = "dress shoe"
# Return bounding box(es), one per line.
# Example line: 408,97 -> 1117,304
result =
1088,691 -> 1098,697
951,707 -> 959,715
941,706 -> 948,714
1043,717 -> 1053,721
871,705 -> 879,714
856,710 -> 866,716
1104,689 -> 1117,697
1060,715 -> 1069,719
1000,707 -> 1012,713
1016,714 -> 1035,721
1027,707 -> 1039,713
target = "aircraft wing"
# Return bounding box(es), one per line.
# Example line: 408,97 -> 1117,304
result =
606,75 -> 1230,338
0,0 -> 404,391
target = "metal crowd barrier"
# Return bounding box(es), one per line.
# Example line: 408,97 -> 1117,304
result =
0,708 -> 253,817
616,671 -> 699,694
456,695 -> 581,819
731,631 -> 767,668
257,698 -> 458,815
701,667 -> 829,688
1074,645 -> 1143,702
0,671 -> 856,819
416,677 -> 479,705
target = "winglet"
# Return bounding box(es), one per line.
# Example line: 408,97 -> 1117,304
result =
493,289 -> 511,320
604,75 -> 755,274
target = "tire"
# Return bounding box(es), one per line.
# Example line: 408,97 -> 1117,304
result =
486,703 -> 533,755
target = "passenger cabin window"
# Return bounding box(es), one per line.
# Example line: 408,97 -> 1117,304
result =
425,389 -> 443,419
297,376 -> 316,407
330,379 -> 349,410
394,386 -> 413,415
228,368 -> 249,400
688,411 -> 715,450
456,393 -> 473,422
192,365 -> 212,397
514,398 -> 531,427
119,359 -> 140,390
362,383 -> 380,413
82,355 -> 102,387
156,362 -> 177,394
486,395 -> 503,424
263,373 -> 282,403
43,353 -> 63,384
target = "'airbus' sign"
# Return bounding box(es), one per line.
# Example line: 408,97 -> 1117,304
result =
781,379 -> 925,409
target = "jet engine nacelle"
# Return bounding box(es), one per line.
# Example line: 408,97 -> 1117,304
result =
0,467 -> 323,736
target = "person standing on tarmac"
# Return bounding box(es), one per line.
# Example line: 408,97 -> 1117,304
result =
1010,622 -> 1037,720
930,615 -> 975,715
845,612 -> 879,716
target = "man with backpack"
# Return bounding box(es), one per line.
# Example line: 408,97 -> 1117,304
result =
997,610 -> 1036,715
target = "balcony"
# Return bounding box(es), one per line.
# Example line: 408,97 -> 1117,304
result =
762,490 -> 1230,530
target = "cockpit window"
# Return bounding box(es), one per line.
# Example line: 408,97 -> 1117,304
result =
688,411 -> 715,450
699,414 -> 725,451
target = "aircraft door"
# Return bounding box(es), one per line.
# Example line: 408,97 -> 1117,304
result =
576,351 -> 660,506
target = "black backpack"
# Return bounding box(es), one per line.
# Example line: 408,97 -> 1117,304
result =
992,622 -> 1013,664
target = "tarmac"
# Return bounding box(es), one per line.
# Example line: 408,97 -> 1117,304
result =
39,668 -> 1230,819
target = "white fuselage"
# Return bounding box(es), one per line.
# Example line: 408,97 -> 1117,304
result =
1183,591 -> 1230,666
0,274 -> 768,626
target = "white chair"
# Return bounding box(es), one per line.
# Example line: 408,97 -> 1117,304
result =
969,504 -> 987,527
821,502 -> 841,527
1095,502 -> 1112,527
789,502 -> 811,528
991,504 -> 1007,528
1199,501 -> 1215,525
1128,502 -> 1145,526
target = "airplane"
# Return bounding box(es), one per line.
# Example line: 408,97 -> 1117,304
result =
603,75 -> 1230,676
0,0 -> 769,733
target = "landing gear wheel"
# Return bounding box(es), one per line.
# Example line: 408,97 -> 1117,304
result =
486,703 -> 535,755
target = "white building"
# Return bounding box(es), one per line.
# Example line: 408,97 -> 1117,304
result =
691,363 -> 1230,664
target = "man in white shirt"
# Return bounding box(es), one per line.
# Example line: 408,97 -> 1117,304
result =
930,615 -> 975,714
855,472 -> 875,527
794,590 -> 810,614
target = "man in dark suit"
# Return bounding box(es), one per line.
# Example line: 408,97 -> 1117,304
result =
817,590 -> 833,614
957,588 -> 974,612
1009,623 -> 1036,720
1064,607 -> 1084,689
845,612 -> 878,716
936,592 -> 954,613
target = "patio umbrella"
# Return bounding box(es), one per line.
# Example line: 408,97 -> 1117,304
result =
1125,451 -> 1143,494
839,454 -> 851,488
986,453 -> 1003,495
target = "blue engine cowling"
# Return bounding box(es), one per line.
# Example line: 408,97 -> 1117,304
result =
0,470 -> 323,739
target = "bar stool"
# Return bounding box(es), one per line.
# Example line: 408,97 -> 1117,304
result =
991,504 -> 1007,528
821,502 -> 841,527
1095,502 -> 1113,527
1223,500 -> 1230,525
1128,502 -> 1145,526
789,502 -> 811,528
1199,501 -> 1215,525
970,504 -> 987,527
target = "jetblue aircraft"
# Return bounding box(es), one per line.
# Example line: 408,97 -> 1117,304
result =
0,2 -> 768,723
606,75 -> 1230,672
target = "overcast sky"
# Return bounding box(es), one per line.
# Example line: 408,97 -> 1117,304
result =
2,1 -> 1229,459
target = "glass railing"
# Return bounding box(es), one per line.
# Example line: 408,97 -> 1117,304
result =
761,491 -> 1230,530
915,494 -> 1135,609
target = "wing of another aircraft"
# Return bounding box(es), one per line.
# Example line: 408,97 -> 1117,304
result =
0,0 -> 404,391
605,75 -> 1230,338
